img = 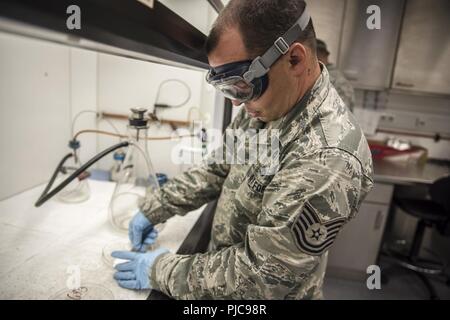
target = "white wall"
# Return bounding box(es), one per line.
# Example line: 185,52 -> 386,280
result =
69,48 -> 98,165
0,33 -> 66,200
0,33 -> 98,201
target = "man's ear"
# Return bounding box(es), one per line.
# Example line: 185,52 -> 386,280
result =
289,56 -> 300,65
288,43 -> 308,75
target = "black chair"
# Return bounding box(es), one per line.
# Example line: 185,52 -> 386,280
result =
384,175 -> 450,300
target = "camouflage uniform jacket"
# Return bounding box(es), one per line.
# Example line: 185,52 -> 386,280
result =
327,64 -> 355,112
140,64 -> 374,299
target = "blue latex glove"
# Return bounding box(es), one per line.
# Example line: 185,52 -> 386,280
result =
128,211 -> 158,252
112,248 -> 169,290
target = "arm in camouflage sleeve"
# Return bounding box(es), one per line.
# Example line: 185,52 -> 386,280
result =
149,148 -> 373,299
139,108 -> 246,225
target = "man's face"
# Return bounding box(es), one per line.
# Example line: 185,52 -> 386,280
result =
208,27 -> 291,122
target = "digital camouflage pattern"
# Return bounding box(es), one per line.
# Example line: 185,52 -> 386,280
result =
140,63 -> 373,299
327,64 -> 355,112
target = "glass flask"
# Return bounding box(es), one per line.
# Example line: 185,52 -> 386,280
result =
108,108 -> 160,233
57,151 -> 90,203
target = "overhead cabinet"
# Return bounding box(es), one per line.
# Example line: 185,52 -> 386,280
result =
338,0 -> 405,90
392,0 -> 450,95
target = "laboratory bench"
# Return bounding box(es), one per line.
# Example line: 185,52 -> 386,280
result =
327,158 -> 450,280
0,179 -> 206,300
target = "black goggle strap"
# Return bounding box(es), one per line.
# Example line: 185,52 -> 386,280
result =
243,8 -> 311,82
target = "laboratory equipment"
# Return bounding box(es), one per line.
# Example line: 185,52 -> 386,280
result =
156,173 -> 168,187
56,143 -> 90,203
110,151 -> 126,182
35,140 -> 129,207
35,138 -> 91,205
153,79 -> 191,110
108,108 -> 160,233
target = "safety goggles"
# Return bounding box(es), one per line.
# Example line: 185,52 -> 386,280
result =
206,8 -> 311,103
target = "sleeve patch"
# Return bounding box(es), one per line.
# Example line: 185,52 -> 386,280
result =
291,202 -> 346,256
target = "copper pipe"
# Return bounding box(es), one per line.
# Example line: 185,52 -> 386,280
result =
73,129 -> 194,141
100,111 -> 190,128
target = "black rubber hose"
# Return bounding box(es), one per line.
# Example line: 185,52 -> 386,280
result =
36,153 -> 74,204
35,141 -> 129,207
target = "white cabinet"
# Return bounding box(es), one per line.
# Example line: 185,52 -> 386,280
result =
392,0 -> 450,95
327,183 -> 394,279
327,203 -> 389,277
378,110 -> 450,136
338,0 -> 405,90
378,110 -> 419,132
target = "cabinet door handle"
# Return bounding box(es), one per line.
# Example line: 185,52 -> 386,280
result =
395,82 -> 415,88
374,211 -> 384,230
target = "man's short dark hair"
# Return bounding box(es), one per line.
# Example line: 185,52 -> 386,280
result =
206,0 -> 316,58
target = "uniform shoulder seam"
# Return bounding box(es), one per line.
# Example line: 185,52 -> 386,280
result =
319,146 -> 373,183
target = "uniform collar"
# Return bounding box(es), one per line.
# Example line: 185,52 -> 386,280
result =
264,62 -> 331,149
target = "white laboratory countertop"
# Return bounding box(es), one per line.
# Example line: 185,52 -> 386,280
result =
0,180 -> 204,300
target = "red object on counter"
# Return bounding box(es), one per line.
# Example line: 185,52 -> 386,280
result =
368,141 -> 423,160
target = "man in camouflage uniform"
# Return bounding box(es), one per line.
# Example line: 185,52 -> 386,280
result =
316,39 -> 356,112
112,0 -> 373,299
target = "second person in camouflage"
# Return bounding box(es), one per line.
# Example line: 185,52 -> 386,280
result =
316,38 -> 356,112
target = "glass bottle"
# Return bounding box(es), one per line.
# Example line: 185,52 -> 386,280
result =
108,108 -> 159,233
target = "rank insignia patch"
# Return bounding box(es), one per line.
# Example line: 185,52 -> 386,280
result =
291,202 -> 346,256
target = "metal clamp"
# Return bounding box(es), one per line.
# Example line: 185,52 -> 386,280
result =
274,37 -> 289,55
